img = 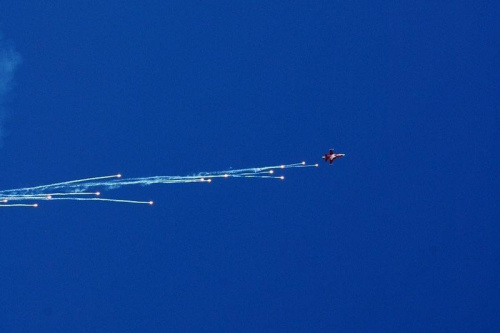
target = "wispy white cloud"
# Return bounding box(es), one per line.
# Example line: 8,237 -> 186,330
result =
0,35 -> 21,143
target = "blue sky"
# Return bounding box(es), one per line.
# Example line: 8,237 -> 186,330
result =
0,1 -> 498,332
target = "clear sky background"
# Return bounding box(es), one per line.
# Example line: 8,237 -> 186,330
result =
0,1 -> 498,332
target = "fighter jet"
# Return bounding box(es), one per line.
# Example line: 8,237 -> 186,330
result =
322,149 -> 345,165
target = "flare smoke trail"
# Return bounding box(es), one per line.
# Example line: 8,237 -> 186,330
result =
0,35 -> 21,143
0,162 -> 319,208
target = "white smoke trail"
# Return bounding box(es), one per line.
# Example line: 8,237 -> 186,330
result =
0,203 -> 37,208
34,197 -> 153,205
0,162 -> 319,208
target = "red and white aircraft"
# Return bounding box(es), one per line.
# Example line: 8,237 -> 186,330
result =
322,149 -> 345,165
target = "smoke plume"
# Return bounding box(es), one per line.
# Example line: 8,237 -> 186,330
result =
0,35 -> 21,143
